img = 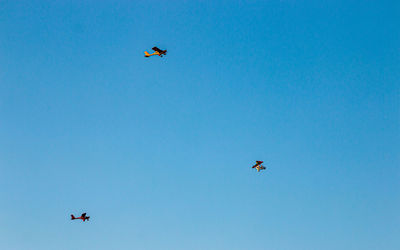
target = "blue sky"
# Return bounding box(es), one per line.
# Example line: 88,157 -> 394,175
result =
0,1 -> 399,249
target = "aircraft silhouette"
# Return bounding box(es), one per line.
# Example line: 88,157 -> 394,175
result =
252,161 -> 266,172
71,213 -> 90,222
144,46 -> 167,57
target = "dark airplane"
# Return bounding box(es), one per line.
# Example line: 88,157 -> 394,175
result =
252,161 -> 266,172
144,46 -> 167,57
71,213 -> 90,222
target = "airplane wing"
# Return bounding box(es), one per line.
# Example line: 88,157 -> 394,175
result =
252,161 -> 263,168
152,47 -> 163,53
81,213 -> 86,218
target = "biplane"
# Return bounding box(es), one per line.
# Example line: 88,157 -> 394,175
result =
71,213 -> 90,222
144,47 -> 167,57
252,161 -> 266,172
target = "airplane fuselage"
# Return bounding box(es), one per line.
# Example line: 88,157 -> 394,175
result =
144,51 -> 167,57
71,214 -> 90,222
255,166 -> 266,172
72,217 -> 89,221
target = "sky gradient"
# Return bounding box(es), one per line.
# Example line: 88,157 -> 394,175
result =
0,1 -> 399,249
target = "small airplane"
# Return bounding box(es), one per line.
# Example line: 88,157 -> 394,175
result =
71,213 -> 90,222
144,46 -> 167,57
252,161 -> 266,172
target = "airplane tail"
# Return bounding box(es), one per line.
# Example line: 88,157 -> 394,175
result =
144,51 -> 150,57
71,215 -> 75,220
86,216 -> 90,221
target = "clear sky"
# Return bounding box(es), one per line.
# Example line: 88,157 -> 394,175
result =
0,1 -> 399,249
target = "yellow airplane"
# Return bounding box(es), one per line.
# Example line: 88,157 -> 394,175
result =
144,46 -> 167,58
